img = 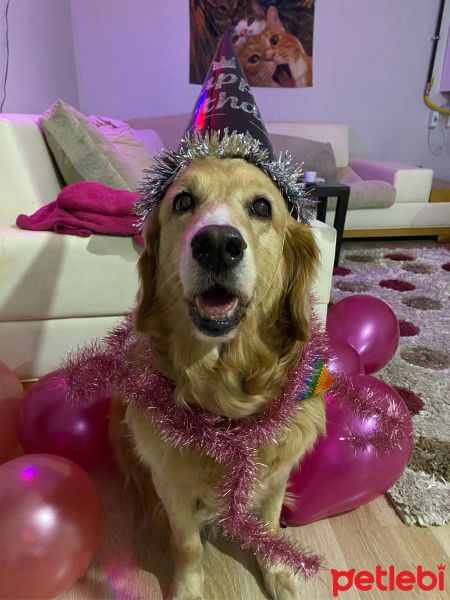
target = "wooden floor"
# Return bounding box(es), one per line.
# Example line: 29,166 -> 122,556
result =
59,459 -> 449,600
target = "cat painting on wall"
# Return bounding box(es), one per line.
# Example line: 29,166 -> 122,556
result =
214,0 -> 266,35
236,5 -> 312,87
231,16 -> 266,47
190,0 -> 314,86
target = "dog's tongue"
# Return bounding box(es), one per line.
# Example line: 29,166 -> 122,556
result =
198,290 -> 236,316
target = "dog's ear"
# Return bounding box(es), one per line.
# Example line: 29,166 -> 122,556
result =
284,221 -> 320,342
135,211 -> 161,333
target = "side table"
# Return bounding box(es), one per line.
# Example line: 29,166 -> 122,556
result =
304,180 -> 350,267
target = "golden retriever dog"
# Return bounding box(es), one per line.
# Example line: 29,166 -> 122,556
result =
110,155 -> 326,600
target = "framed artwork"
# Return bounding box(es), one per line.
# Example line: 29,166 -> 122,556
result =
190,1 -> 315,88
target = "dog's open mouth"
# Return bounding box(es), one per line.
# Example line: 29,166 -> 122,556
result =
190,285 -> 245,337
273,64 -> 295,87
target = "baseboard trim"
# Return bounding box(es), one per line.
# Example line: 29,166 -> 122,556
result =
22,380 -> 37,390
343,227 -> 450,239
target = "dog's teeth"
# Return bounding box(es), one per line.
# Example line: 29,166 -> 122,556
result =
195,297 -> 206,319
195,298 -> 214,320
225,299 -> 238,318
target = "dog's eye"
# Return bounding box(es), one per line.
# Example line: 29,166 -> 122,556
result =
173,194 -> 194,212
251,198 -> 271,218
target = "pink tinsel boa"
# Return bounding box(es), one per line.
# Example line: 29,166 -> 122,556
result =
58,308 -> 412,579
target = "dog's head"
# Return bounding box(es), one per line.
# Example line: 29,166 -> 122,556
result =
136,156 -> 319,350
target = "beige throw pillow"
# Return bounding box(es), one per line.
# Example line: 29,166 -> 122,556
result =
339,166 -> 363,184
88,115 -> 161,182
40,100 -> 139,190
270,133 -> 338,181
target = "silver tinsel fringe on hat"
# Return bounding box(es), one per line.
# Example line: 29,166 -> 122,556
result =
134,130 -> 317,226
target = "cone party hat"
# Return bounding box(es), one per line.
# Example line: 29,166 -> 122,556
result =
136,34 -> 316,225
182,31 -> 274,158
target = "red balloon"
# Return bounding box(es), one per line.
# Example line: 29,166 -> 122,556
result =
0,454 -> 103,599
283,375 -> 413,525
0,361 -> 24,465
18,371 -> 114,471
326,295 -> 399,374
326,332 -> 365,376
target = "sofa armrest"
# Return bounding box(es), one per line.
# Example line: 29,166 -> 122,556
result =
0,114 -> 64,216
309,219 -> 336,325
348,158 -> 433,203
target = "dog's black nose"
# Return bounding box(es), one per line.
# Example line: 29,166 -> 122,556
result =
191,225 -> 247,272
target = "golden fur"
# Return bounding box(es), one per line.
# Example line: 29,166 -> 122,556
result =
110,157 -> 326,600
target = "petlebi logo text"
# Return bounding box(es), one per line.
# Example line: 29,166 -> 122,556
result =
330,564 -> 445,597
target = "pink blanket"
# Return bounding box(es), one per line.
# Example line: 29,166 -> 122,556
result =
16,182 -> 144,246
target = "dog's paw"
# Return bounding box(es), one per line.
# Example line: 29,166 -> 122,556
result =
170,569 -> 205,600
261,569 -> 300,600
171,586 -> 205,600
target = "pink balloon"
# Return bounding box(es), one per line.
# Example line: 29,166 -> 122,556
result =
326,295 -> 399,374
0,361 -> 24,465
326,332 -> 365,376
18,371 -> 114,471
0,454 -> 103,599
283,375 -> 413,525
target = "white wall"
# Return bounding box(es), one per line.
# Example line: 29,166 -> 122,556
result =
423,2 -> 450,181
0,0 -> 79,114
70,0 -> 450,179
70,0 -> 195,119
2,0 -> 448,179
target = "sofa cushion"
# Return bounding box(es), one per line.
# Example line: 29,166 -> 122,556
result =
270,133 -> 338,181
40,100 -> 139,191
325,200 -> 450,230
266,123 -> 349,168
348,158 -> 434,204
327,180 -> 396,210
126,114 -> 191,150
88,115 -> 161,182
0,114 -> 64,216
339,165 -> 363,185
132,128 -> 165,155
0,316 -> 121,381
0,216 -> 141,323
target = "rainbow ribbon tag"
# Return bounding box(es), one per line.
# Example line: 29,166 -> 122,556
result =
298,353 -> 336,401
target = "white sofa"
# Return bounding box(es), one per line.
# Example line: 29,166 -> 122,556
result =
343,158 -> 449,239
267,124 -> 450,240
128,115 -> 449,240
0,113 -> 336,381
